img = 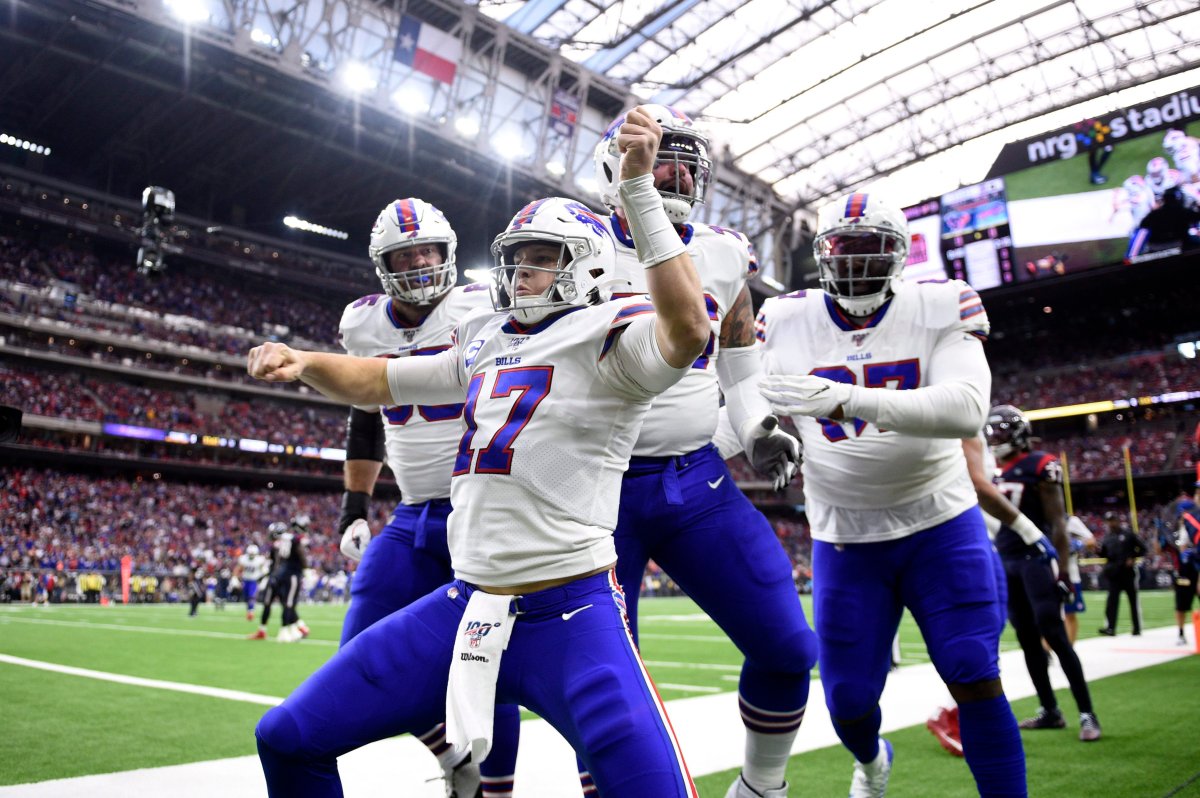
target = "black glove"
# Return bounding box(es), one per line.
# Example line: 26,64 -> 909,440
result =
338,491 -> 371,537
1055,573 -> 1074,604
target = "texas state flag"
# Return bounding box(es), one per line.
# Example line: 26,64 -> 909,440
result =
393,15 -> 461,85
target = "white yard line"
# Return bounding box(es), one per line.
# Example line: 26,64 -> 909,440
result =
0,626 -> 1191,798
0,616 -> 338,646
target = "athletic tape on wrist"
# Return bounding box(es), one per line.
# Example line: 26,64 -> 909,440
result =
618,173 -> 686,269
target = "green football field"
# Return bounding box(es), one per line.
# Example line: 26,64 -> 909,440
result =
0,592 -> 1196,796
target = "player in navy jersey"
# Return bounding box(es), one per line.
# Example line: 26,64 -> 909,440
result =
593,104 -> 815,798
987,405 -> 1100,741
758,193 -> 1026,797
247,107 -> 711,798
334,197 -> 509,797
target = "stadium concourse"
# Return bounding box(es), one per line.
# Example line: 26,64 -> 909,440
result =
0,626 -> 1190,798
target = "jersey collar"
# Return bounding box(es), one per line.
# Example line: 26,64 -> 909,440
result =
823,293 -> 892,331
608,212 -> 693,249
501,305 -> 586,335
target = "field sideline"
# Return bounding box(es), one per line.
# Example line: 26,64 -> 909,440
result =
0,592 -> 1197,796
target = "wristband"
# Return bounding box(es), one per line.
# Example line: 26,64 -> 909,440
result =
338,491 -> 371,535
618,173 -> 686,269
1010,513 -> 1044,546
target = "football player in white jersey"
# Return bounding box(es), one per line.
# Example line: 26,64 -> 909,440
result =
1146,156 -> 1182,202
591,104 -> 815,798
333,197 -> 509,797
756,193 -> 1026,797
236,543 -> 269,621
1164,128 -> 1200,184
247,107 -> 711,798
1110,175 -> 1155,236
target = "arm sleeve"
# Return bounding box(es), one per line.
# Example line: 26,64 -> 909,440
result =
385,348 -> 465,405
599,314 -> 691,400
715,343 -> 772,448
843,330 -> 991,438
344,407 -> 385,462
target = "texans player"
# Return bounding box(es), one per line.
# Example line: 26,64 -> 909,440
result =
757,193 -> 1026,797
987,405 -> 1100,742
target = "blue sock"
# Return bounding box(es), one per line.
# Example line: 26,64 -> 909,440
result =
831,706 -> 881,764
958,695 -> 1027,798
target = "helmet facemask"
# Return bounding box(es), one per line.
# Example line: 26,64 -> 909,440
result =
375,240 -> 456,305
816,227 -> 906,316
986,406 -> 1031,462
594,105 -> 713,223
491,237 -> 595,325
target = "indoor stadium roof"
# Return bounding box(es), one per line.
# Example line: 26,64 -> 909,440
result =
479,0 -> 1200,208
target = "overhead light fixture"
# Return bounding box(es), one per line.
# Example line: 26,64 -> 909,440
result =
545,161 -> 567,176
339,61 -> 377,94
463,267 -> 491,284
163,0 -> 210,25
455,116 -> 481,138
0,133 -> 50,156
491,130 -> 528,160
391,87 -> 430,115
283,215 -> 349,240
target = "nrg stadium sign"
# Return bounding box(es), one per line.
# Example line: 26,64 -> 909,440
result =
986,84 -> 1200,177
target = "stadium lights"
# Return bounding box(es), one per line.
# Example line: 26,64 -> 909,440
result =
545,161 -> 567,176
464,268 -> 491,283
283,215 -> 349,240
455,116 -> 481,139
492,130 -> 528,160
0,133 -> 50,156
338,61 -> 377,94
250,28 -> 280,48
391,88 -> 430,115
163,0 -> 210,25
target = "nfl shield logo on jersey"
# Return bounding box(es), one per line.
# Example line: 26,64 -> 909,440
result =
852,332 -> 869,347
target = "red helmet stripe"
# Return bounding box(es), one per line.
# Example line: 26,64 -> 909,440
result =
844,193 -> 869,218
394,199 -> 420,234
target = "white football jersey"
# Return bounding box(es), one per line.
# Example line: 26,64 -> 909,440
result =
606,214 -> 757,455
1170,137 -> 1200,181
1116,185 -> 1155,233
1147,167 -> 1181,200
444,297 -> 687,586
238,553 -> 268,582
339,285 -> 493,504
757,280 -> 989,543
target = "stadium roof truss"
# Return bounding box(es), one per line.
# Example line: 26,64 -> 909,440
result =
5,0 -> 1195,287
478,0 -> 1200,211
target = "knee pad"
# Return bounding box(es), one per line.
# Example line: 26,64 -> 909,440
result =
936,637 -> 998,685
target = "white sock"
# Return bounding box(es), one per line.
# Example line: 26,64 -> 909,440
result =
741,728 -> 795,793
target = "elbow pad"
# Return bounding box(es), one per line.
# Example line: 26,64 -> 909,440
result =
345,407 -> 385,462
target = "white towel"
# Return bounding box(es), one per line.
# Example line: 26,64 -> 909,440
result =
446,589 -> 515,764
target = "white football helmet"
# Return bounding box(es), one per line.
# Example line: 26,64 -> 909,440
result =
368,198 -> 457,305
814,192 -> 909,316
593,104 -> 713,223
245,544 -> 259,557
1163,129 -> 1187,157
490,197 -> 618,325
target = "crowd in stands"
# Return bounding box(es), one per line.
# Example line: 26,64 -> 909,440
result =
0,236 -> 350,344
992,352 -> 1199,411
1,361 -> 346,446
0,466 -> 392,578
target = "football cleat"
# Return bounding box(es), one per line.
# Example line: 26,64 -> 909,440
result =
925,705 -> 963,757
1079,713 -> 1102,742
1018,707 -> 1065,730
724,773 -> 788,797
247,629 -> 267,640
277,626 -> 301,643
1097,626 -> 1115,636
848,738 -> 892,798
442,751 -> 482,798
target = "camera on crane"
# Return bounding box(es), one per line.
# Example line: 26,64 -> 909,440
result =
137,185 -> 175,276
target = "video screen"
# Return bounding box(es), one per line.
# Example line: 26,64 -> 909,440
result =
991,93 -> 1200,278
901,200 -> 947,283
938,179 -> 1015,290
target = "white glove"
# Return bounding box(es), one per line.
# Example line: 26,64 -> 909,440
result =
742,416 -> 801,491
760,374 -> 854,419
339,518 -> 372,562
